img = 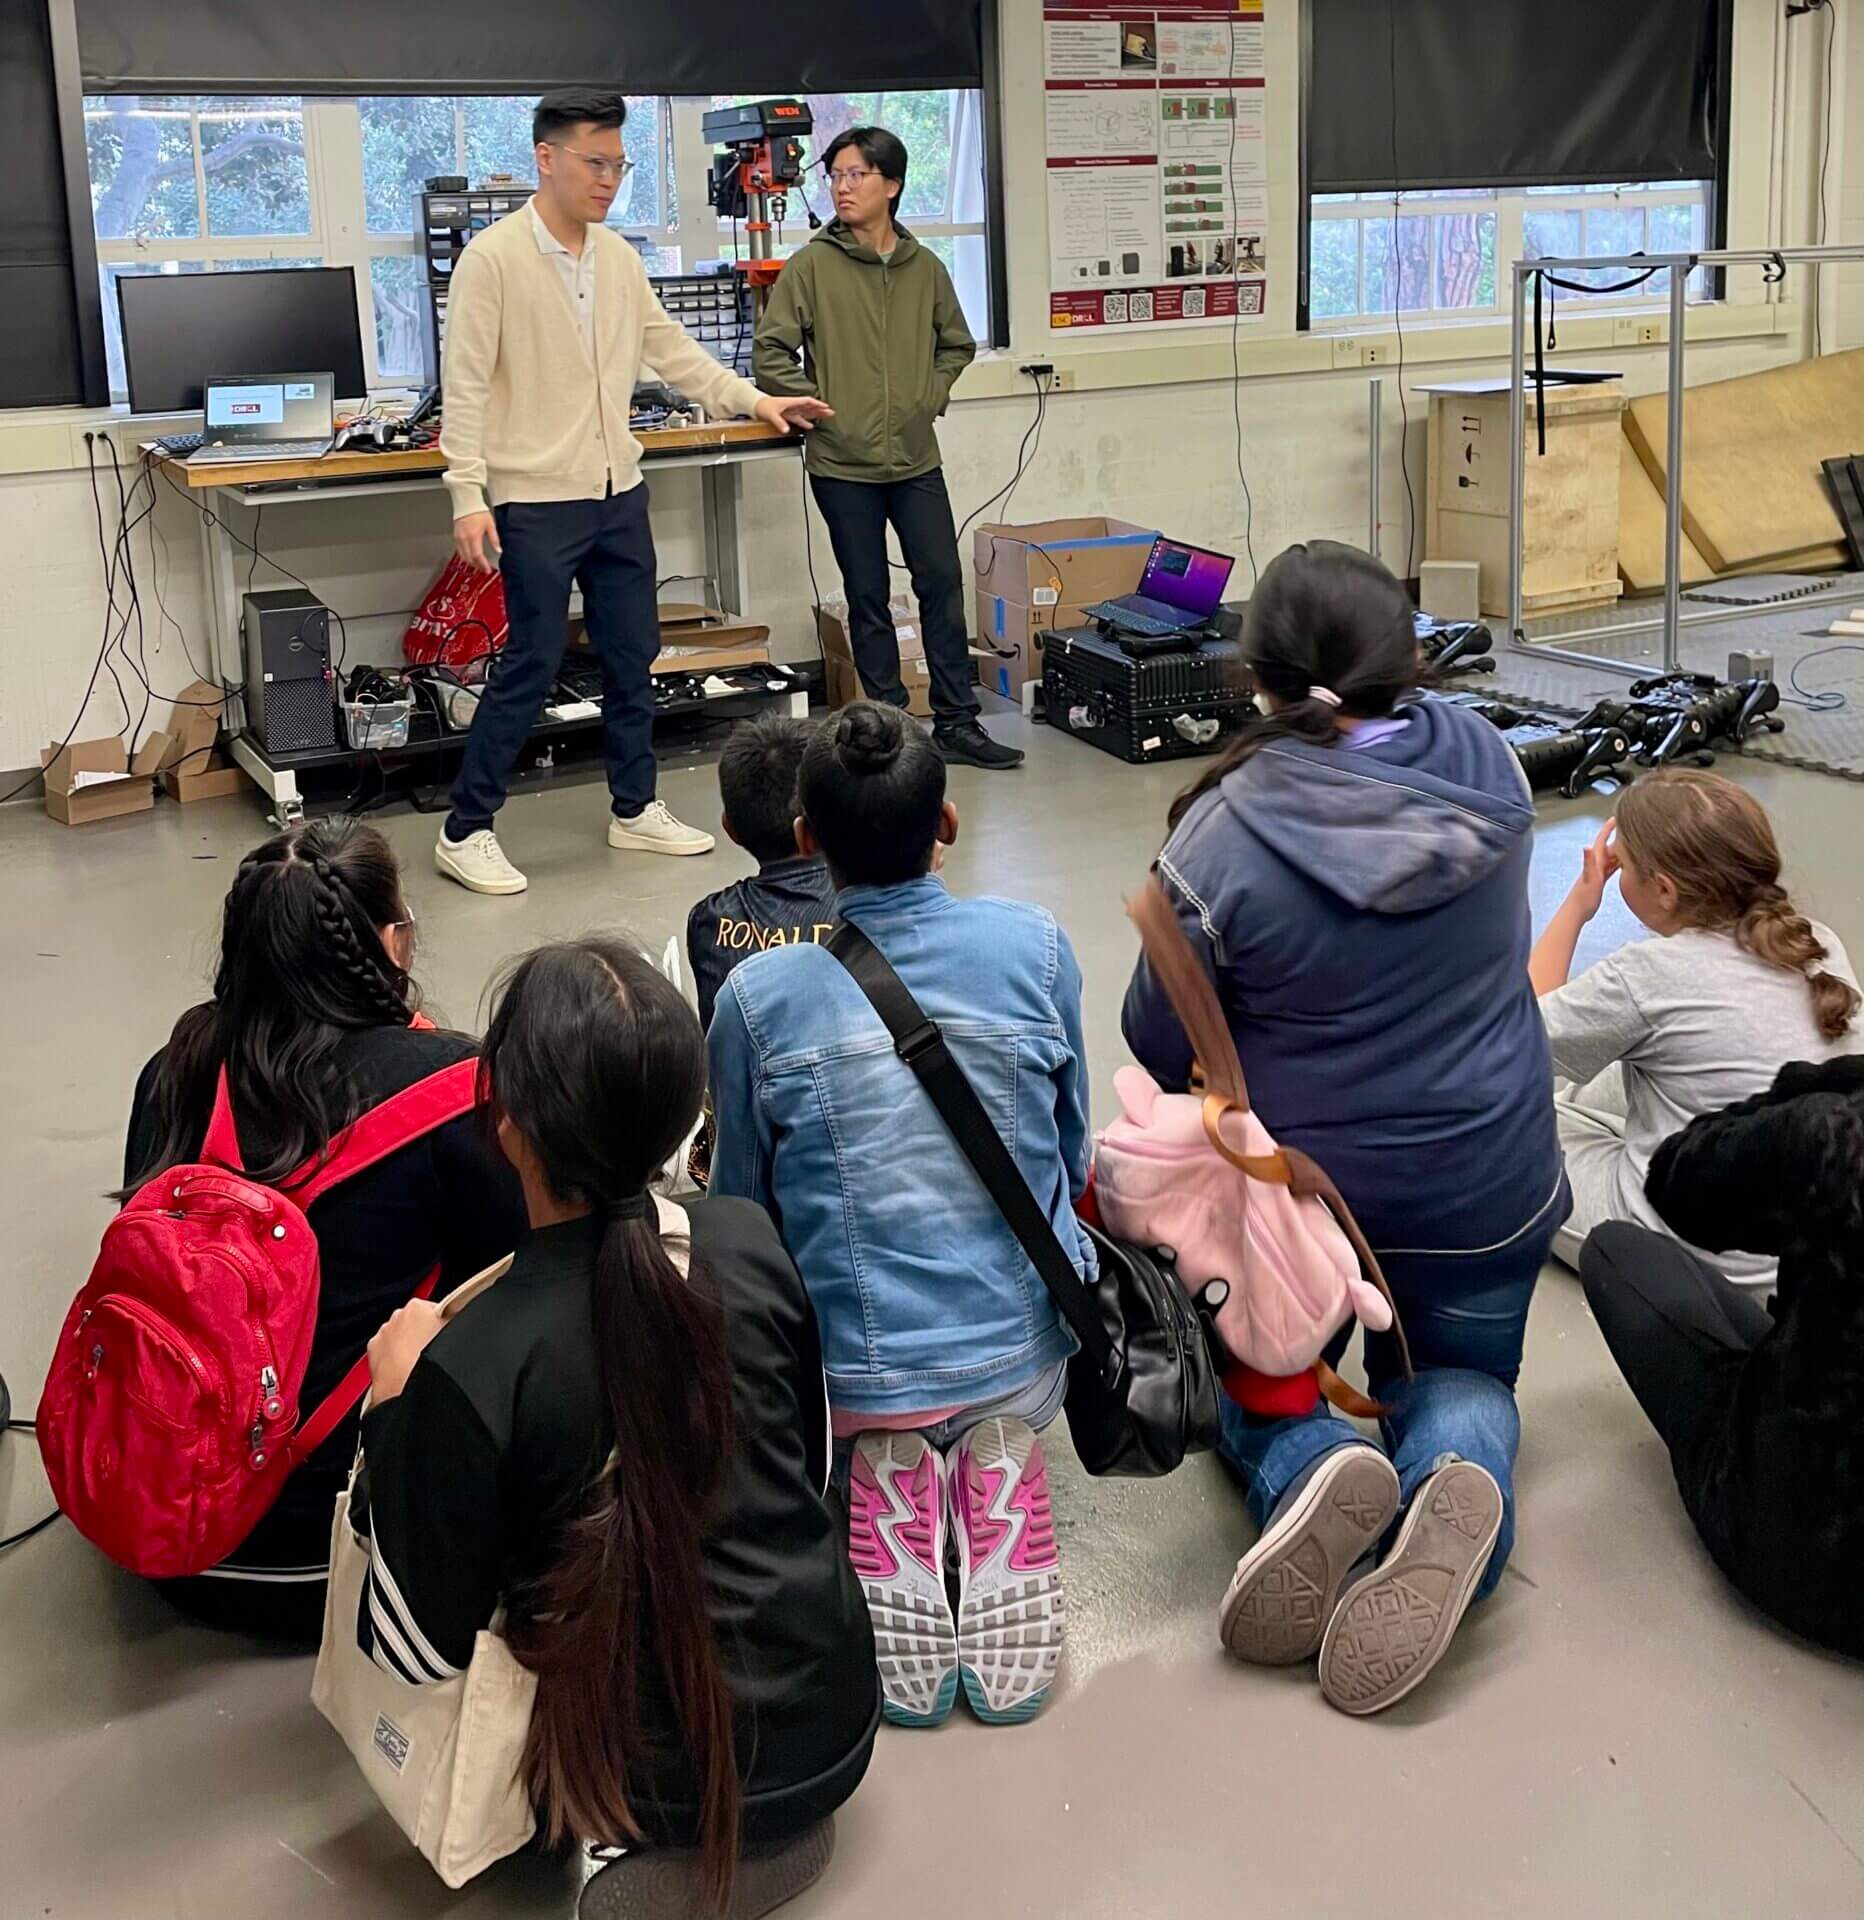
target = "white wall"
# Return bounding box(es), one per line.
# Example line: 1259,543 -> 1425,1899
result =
0,0 -> 1854,775
1834,0 -> 1864,350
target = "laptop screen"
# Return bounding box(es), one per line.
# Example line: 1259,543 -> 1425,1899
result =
202,374 -> 334,443
1138,538 -> 1234,618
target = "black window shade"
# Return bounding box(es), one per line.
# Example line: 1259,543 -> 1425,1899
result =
4,1 -> 104,407
1308,0 -> 1729,195
77,0 -> 984,95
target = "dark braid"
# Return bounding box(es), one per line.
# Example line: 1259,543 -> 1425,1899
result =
124,816 -> 423,1191
302,851 -> 413,1028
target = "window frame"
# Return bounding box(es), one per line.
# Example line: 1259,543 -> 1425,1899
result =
1305,181 -> 1716,330
85,88 -> 998,400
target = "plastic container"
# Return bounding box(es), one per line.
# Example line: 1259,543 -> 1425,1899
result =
340,695 -> 414,751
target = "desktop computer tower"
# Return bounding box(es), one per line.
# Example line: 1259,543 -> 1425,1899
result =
242,587 -> 337,755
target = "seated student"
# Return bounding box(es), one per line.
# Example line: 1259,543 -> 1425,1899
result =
1581,1058 -> 1864,1660
1122,542 -> 1565,1717
687,713 -> 837,1035
1531,769 -> 1861,1285
708,703 -> 1091,1728
685,714 -> 836,1185
120,819 -> 525,1638
358,939 -> 878,1919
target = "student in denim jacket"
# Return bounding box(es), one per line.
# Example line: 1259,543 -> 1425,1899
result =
708,702 -> 1089,1730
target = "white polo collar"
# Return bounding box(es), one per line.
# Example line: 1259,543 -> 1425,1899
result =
527,197 -> 587,258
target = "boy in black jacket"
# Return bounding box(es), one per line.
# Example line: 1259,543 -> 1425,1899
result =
686,716 -> 835,1188
688,715 -> 838,1035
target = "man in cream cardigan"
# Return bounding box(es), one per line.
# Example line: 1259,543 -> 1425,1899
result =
436,89 -> 830,896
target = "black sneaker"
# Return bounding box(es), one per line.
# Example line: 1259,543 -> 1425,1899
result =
580,1817 -> 836,1919
932,720 -> 1025,770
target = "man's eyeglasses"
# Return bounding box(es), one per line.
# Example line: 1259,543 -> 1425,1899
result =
826,167 -> 875,190
551,144 -> 634,185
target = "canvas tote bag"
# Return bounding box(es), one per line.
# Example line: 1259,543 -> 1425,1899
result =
311,1201 -> 694,1886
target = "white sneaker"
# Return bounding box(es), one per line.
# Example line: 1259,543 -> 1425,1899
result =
607,799 -> 715,857
435,827 -> 527,895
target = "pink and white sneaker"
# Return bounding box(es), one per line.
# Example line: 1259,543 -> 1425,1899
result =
848,1431 -> 958,1727
949,1417 -> 1065,1724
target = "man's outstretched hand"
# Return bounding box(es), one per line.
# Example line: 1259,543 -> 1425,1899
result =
753,394 -> 835,434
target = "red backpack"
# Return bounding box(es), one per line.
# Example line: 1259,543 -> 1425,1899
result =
39,1051 -> 481,1579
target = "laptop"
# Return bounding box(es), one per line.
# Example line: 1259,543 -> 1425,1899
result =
189,373 -> 336,464
1085,536 -> 1235,639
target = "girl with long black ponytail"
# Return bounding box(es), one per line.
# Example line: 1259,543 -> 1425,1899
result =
358,938 -> 878,1916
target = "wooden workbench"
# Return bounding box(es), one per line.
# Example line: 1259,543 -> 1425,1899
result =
155,418 -> 802,820
155,417 -> 790,491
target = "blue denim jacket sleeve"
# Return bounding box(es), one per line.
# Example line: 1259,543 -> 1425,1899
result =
705,978 -> 772,1212
1054,927 -> 1092,1201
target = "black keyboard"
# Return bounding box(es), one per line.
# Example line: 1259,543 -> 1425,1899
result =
1087,600 -> 1194,638
156,432 -> 204,457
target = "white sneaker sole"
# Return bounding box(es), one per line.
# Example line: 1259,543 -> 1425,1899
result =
607,823 -> 715,857
953,1418 -> 1064,1725
849,1433 -> 957,1728
433,843 -> 527,895
1318,1460 -> 1504,1716
1219,1446 -> 1401,1666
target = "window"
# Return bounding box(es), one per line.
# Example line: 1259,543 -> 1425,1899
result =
1308,182 -> 1712,327
359,95 -> 679,378
87,96 -> 320,394
84,90 -> 992,400
707,91 -> 989,339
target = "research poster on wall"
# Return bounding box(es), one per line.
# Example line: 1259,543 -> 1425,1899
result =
1043,1 -> 1268,332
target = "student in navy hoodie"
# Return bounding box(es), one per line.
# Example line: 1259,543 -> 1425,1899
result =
1123,542 -> 1566,1717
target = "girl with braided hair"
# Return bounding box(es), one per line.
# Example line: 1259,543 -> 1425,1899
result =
123,818 -> 525,1638
1532,768 -> 1861,1290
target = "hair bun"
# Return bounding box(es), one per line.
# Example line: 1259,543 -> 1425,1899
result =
834,702 -> 905,775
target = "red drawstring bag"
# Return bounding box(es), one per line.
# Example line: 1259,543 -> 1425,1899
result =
403,555 -> 507,679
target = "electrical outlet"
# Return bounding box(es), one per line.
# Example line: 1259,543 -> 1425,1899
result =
1613,317 -> 1665,346
1018,362 -> 1073,391
1332,338 -> 1389,367
1360,343 -> 1390,366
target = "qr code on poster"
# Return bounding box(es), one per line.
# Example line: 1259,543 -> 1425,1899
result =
1103,292 -> 1130,323
1181,287 -> 1207,319
1129,290 -> 1155,323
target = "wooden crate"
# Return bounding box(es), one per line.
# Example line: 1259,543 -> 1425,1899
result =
1421,378 -> 1625,619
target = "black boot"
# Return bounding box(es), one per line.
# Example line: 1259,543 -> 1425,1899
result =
932,719 -> 1025,770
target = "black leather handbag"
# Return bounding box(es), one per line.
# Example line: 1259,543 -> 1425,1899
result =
827,922 -> 1225,1479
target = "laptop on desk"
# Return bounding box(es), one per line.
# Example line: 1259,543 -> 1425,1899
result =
188,373 -> 336,465
1085,536 -> 1235,640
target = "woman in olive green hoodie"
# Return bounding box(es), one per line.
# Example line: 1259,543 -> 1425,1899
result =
756,126 -> 1023,771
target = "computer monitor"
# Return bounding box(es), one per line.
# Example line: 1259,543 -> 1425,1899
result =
1137,537 -> 1234,620
117,267 -> 367,415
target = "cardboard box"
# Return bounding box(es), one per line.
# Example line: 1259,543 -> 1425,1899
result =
972,516 -> 1156,696
139,679 -> 240,800
42,734 -> 164,826
570,607 -> 772,677
162,755 -> 250,804
817,596 -> 935,718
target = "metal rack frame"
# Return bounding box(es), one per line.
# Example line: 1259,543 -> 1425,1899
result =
1506,244 -> 1864,679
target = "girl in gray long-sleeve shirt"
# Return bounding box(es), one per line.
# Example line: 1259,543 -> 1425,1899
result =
1531,769 -> 1862,1290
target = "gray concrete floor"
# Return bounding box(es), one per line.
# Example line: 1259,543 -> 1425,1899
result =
3,714 -> 1862,1919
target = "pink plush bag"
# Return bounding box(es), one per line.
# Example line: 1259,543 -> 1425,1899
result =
1095,880 -> 1407,1414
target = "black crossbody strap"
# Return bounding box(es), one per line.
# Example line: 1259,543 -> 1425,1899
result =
825,921 -> 1113,1373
